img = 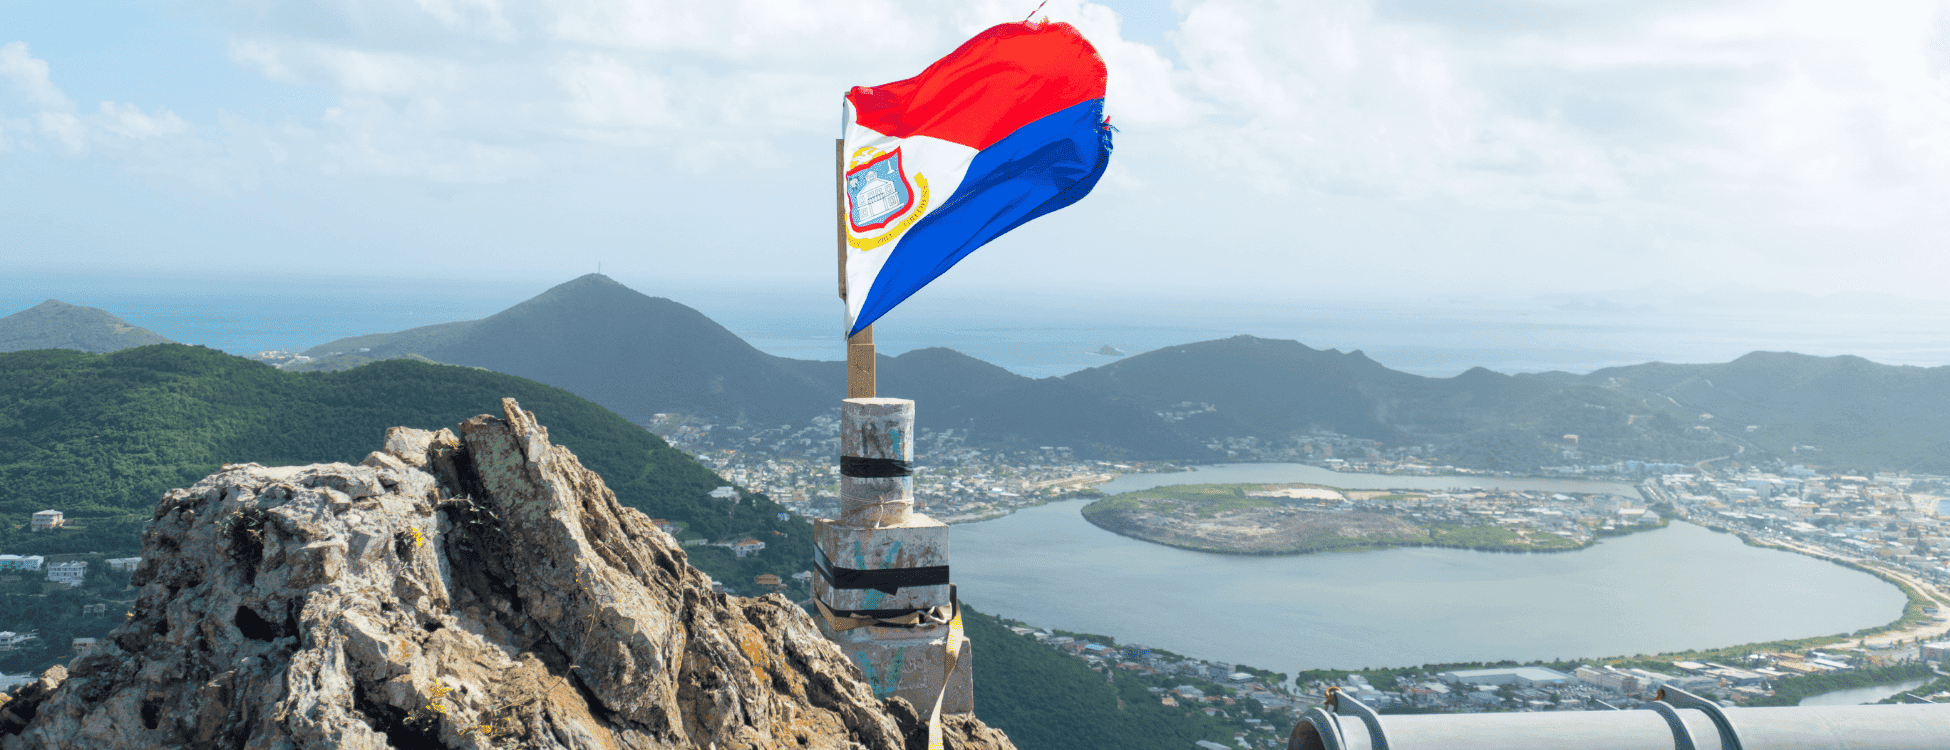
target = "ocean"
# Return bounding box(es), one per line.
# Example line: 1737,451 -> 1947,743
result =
8,269 -> 1950,379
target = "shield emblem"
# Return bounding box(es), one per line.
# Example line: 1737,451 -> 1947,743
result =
846,148 -> 916,232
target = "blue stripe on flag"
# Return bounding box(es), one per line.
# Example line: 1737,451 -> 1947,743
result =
851,98 -> 1110,335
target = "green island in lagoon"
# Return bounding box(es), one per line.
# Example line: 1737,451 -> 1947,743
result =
1079,482 -> 1666,555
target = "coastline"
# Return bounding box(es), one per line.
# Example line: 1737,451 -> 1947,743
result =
1054,517 -> 1949,689
951,469 -> 1942,689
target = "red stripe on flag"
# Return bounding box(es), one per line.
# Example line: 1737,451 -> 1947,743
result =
847,20 -> 1107,151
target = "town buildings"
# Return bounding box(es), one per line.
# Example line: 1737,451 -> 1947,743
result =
46,560 -> 86,587
30,510 -> 63,531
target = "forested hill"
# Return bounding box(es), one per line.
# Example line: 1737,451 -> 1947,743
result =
1566,351 -> 1950,472
0,300 -> 175,353
1059,335 -> 1735,468
300,274 -> 1206,457
261,275 -> 1950,471
0,345 -> 805,573
300,273 -> 833,426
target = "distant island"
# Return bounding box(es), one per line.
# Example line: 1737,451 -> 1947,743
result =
1097,345 -> 1125,356
1080,483 -> 1664,555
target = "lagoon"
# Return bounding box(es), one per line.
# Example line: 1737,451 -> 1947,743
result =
953,499 -> 1904,673
1798,679 -> 1934,706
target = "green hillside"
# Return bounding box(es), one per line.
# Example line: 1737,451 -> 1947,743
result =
299,274 -> 834,426
263,275 -> 1950,471
296,275 -> 1204,458
1061,335 -> 1737,469
1577,351 -> 1950,472
964,605 -> 1268,750
0,344 -> 809,590
0,300 -> 175,354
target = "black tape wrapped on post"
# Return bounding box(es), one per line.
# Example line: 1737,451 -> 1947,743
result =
842,456 -> 912,478
815,545 -> 949,594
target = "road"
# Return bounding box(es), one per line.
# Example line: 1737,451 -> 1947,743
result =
1745,534 -> 1950,647
1693,444 -> 1746,472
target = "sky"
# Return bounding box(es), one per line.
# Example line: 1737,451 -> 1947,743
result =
5,0 -> 1950,308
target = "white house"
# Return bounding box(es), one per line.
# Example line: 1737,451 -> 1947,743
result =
0,555 -> 45,571
47,560 -> 87,587
0,632 -> 36,651
30,510 -> 63,531
106,557 -> 141,572
709,486 -> 740,503
731,538 -> 766,558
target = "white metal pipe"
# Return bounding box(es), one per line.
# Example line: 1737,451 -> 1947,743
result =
1291,702 -> 1950,750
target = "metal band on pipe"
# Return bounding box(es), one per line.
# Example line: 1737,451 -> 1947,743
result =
841,456 -> 912,478
1330,691 -> 1392,750
1294,707 -> 1345,750
1644,700 -> 1698,750
1658,686 -> 1744,750
813,545 -> 949,594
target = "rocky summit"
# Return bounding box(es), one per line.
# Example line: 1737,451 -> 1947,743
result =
0,398 -> 1011,750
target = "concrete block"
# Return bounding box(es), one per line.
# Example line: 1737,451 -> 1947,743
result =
813,514 -> 950,613
841,398 -> 914,526
825,624 -> 973,715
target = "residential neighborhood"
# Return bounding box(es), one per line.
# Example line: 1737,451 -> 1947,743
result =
652,412 -> 1168,524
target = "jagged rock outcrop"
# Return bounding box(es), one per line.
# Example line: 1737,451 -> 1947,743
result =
0,398 -> 1013,750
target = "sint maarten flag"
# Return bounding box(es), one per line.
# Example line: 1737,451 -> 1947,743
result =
841,20 -> 1113,336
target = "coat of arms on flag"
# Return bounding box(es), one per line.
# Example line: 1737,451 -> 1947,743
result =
846,147 -> 928,246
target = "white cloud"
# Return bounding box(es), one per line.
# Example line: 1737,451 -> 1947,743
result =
1,40 -> 197,155
37,111 -> 86,151
0,42 -> 72,110
559,53 -> 678,130
14,0 -> 1950,298
98,102 -> 192,140
413,0 -> 517,39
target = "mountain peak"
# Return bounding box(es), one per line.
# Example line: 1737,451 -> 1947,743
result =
301,274 -> 825,425
563,272 -> 625,287
0,299 -> 175,354
529,273 -> 631,300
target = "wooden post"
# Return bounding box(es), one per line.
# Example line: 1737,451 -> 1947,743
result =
839,136 -> 876,398
848,326 -> 876,398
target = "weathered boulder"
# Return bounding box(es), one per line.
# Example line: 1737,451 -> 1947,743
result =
0,398 -> 1012,750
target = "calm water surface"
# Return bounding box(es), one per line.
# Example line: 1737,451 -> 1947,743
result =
1798,679 -> 1934,706
953,500 -> 1904,672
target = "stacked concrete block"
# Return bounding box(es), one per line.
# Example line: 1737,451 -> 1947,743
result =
813,398 -> 973,714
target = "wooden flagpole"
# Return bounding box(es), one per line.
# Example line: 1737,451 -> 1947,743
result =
839,137 -> 875,398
